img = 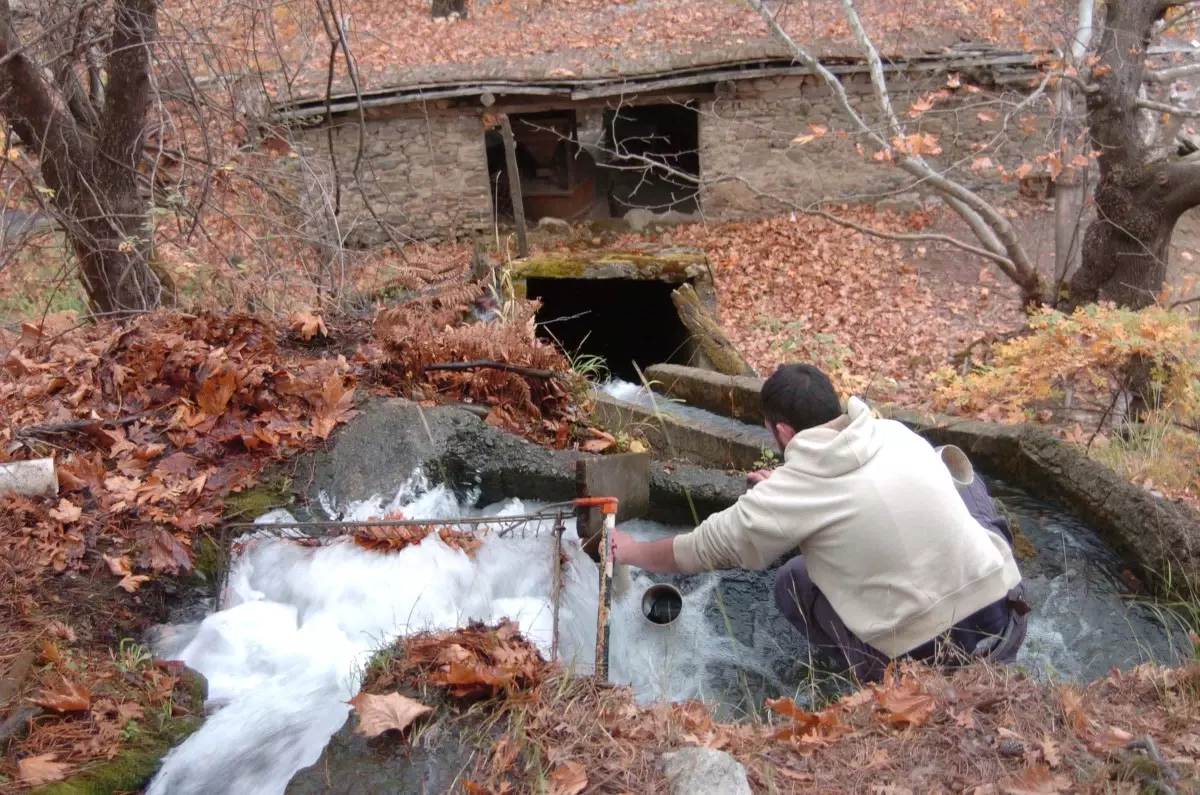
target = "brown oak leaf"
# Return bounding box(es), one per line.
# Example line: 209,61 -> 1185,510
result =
33,679 -> 91,712
18,753 -> 72,785
349,691 -> 432,738
547,760 -> 587,795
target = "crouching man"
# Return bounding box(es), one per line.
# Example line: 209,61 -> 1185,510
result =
611,363 -> 1029,682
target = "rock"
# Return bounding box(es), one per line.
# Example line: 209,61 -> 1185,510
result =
624,208 -> 698,232
874,191 -> 926,214
535,216 -> 572,233
304,397 -> 750,526
659,748 -> 751,795
286,714 -> 473,795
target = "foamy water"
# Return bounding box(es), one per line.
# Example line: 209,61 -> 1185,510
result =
147,473 -> 768,795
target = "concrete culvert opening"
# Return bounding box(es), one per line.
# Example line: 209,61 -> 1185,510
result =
526,276 -> 695,381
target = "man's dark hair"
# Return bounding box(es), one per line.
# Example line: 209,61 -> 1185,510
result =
760,364 -> 842,432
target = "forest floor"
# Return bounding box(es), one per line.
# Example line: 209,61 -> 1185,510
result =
0,202 -> 1197,791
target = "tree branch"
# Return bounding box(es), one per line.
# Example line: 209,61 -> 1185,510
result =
0,0 -> 70,148
1145,61 -> 1200,82
808,208 -> 1020,270
1135,96 -> 1200,118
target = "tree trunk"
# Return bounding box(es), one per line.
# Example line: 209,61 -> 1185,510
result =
0,0 -> 164,316
1064,0 -> 1200,310
1067,161 -> 1192,309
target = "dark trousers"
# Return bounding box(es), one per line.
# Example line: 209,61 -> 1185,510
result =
773,477 -> 1029,682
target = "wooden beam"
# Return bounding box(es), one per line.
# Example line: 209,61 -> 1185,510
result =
499,114 -> 529,258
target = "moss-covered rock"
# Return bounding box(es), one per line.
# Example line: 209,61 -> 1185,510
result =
222,474 -> 294,521
32,671 -> 206,795
508,244 -> 709,288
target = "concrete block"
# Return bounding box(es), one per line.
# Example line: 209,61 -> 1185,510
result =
645,363 -> 765,425
575,451 -> 650,557
591,392 -> 768,472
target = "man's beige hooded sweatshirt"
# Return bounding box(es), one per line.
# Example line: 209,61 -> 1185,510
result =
672,397 -> 1022,658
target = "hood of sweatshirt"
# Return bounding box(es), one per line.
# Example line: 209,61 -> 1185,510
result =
782,396 -> 884,477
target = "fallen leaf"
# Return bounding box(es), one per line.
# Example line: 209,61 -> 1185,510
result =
118,703 -> 144,724
196,368 -> 238,416
18,753 -> 72,785
33,680 -> 91,712
581,437 -> 615,453
349,691 -> 432,737
289,311 -> 329,341
40,640 -> 61,665
547,760 -> 587,795
1057,686 -> 1088,736
119,574 -> 152,593
1040,735 -> 1062,768
873,673 -> 936,728
48,498 -> 82,523
999,763 -> 1071,794
104,554 -> 133,577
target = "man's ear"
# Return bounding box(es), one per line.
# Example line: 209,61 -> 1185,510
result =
772,421 -> 797,448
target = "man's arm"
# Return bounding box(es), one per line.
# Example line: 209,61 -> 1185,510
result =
611,528 -> 681,574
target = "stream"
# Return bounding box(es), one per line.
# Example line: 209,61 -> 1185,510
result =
142,388 -> 1189,794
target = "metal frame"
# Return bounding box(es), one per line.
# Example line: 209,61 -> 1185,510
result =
222,496 -> 621,680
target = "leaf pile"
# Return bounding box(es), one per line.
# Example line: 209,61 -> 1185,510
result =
619,210 -> 1025,406
374,297 -> 580,444
0,310 -> 358,579
352,517 -> 484,558
374,620 -> 546,701
0,625 -> 196,789
447,658 -> 1200,794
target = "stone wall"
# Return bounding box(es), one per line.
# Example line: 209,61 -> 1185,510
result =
292,107 -> 492,245
699,71 -> 1051,218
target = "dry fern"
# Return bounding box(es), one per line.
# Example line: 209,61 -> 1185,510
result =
373,296 -> 574,435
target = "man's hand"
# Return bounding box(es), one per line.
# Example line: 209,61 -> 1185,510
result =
747,468 -> 774,486
609,527 -> 634,564
606,526 -> 681,573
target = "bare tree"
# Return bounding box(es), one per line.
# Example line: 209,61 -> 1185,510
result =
1066,0 -> 1200,309
0,0 -> 167,315
749,0 -> 1047,305
749,0 -> 1200,310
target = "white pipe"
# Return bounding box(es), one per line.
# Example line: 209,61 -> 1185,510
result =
0,458 -> 57,498
935,445 -> 975,490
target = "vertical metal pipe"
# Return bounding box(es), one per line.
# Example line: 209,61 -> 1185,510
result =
550,512 -> 564,662
594,511 -> 616,680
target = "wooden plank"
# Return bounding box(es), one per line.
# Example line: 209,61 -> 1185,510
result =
499,114 -> 529,258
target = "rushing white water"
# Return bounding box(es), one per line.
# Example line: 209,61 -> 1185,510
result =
147,473 -> 768,795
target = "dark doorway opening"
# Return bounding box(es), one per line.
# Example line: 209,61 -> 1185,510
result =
602,103 -> 700,217
526,277 -> 695,381
484,111 -> 598,223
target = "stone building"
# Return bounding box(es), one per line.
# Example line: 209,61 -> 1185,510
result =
272,2 -> 1054,244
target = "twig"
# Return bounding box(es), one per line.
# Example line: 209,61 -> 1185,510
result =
14,409 -> 160,439
1126,734 -> 1180,793
1088,385 -> 1125,451
425,360 -> 562,379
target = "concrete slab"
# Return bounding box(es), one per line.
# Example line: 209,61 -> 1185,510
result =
644,364 -> 765,425
576,451 -> 650,558
591,391 -> 767,472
